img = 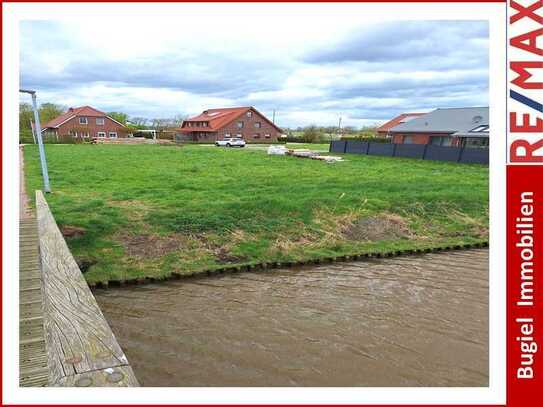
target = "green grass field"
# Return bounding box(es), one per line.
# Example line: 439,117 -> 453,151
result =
24,144 -> 488,284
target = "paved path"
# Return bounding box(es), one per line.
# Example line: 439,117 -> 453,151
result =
19,146 -> 48,386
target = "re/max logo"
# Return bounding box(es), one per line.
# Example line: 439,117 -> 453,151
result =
508,0 -> 543,163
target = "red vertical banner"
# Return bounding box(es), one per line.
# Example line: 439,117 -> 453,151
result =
506,164 -> 542,406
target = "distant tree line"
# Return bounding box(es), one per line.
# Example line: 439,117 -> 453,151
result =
282,125 -> 379,143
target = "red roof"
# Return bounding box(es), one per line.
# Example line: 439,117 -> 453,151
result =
376,113 -> 426,133
180,106 -> 281,133
42,106 -> 111,129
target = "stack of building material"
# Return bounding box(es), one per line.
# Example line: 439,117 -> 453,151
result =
267,145 -> 289,155
287,149 -> 318,158
311,155 -> 343,162
285,148 -> 343,163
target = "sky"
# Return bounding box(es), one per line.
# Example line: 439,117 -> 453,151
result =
20,17 -> 489,128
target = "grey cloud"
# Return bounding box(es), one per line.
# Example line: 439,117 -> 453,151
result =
304,21 -> 488,66
20,21 -> 289,98
20,20 -> 488,127
21,55 -> 288,98
327,70 -> 487,99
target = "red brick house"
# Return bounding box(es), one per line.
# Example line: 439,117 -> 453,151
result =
376,113 -> 426,138
41,106 -> 128,140
389,107 -> 489,148
177,106 -> 282,143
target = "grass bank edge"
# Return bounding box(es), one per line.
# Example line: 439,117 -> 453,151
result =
89,239 -> 489,288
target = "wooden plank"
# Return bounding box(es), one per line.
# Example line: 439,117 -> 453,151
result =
36,191 -> 139,387
20,368 -> 49,387
19,215 -> 48,387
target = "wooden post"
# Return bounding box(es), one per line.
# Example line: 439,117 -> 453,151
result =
458,145 -> 465,163
422,144 -> 429,160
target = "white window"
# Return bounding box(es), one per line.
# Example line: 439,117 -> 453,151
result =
97,132 -> 106,138
254,122 -> 261,128
79,117 -> 88,125
254,133 -> 261,139
96,117 -> 105,125
264,134 -> 271,138
246,111 -> 252,117
225,133 -> 231,138
109,132 -> 118,138
404,136 -> 415,144
236,134 -> 242,138
237,121 -> 244,128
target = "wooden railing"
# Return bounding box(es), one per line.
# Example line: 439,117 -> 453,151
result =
36,191 -> 139,387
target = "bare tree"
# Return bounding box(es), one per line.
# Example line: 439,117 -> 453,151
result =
129,117 -> 149,128
173,114 -> 188,126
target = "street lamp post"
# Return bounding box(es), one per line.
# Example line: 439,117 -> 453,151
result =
29,119 -> 37,144
20,89 -> 51,193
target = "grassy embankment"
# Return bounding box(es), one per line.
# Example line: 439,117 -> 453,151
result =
24,144 -> 488,284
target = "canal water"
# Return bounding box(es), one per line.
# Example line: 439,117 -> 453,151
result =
95,249 -> 488,387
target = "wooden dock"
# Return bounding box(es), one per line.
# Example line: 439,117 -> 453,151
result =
19,216 -> 49,387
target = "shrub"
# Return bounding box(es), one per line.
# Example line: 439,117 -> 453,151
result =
341,135 -> 391,143
301,125 -> 321,143
19,129 -> 34,144
42,135 -> 87,144
284,136 -> 302,143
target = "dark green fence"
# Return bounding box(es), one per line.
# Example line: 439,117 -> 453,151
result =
329,140 -> 488,165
